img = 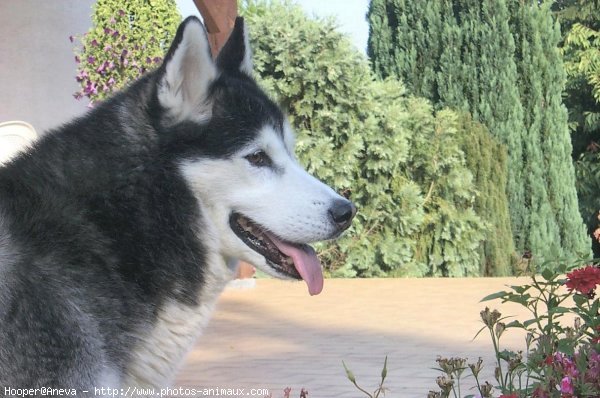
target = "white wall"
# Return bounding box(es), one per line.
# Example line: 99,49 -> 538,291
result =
0,0 -> 95,134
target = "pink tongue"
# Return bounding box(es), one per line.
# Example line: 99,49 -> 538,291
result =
265,233 -> 324,295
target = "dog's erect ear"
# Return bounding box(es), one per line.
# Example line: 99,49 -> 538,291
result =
216,17 -> 253,76
157,17 -> 217,121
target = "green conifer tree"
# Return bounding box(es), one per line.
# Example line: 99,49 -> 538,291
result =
367,0 -> 591,264
510,1 -> 590,258
367,0 -> 449,101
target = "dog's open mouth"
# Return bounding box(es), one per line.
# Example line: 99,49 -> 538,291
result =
229,212 -> 323,295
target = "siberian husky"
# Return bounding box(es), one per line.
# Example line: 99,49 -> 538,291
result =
0,17 -> 355,393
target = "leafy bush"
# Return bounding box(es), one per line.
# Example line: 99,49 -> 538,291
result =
241,0 -> 487,277
72,0 -> 180,105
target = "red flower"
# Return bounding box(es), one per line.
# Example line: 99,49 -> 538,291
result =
532,387 -> 549,398
565,265 -> 600,296
499,394 -> 519,398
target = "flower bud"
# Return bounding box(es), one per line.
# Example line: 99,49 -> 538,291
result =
469,357 -> 483,377
481,381 -> 493,398
480,307 -> 502,327
342,361 -> 356,383
495,322 -> 506,338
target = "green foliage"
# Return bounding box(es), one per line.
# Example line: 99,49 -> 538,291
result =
575,151 -> 600,221
73,0 -> 180,104
553,0 -> 600,256
367,0 -> 447,101
368,0 -> 518,274
367,0 -> 591,265
554,0 -> 600,151
456,115 -> 515,276
511,1 -> 591,259
241,0 -> 487,277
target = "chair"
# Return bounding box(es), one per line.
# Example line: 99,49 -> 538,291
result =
0,121 -> 38,164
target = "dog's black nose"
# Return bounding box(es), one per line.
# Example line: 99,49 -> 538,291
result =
329,199 -> 357,230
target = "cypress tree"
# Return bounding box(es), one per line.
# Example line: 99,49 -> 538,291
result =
367,0 -> 448,101
367,0 -> 443,98
367,0 -> 591,265
509,1 -> 590,258
449,0 -> 528,256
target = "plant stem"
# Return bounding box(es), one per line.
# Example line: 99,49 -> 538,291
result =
489,326 -> 505,391
350,380 -> 373,398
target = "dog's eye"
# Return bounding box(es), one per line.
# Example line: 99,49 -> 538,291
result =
245,150 -> 272,167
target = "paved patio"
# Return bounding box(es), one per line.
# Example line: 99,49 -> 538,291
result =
175,278 -> 536,397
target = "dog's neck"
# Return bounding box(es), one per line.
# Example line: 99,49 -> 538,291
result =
122,252 -> 233,388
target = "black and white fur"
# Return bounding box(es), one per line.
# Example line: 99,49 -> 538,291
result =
0,17 -> 355,393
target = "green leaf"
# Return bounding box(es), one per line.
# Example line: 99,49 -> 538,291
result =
557,338 -> 576,356
573,293 -> 588,306
510,285 -> 530,294
481,291 -> 508,302
541,268 -> 555,281
523,318 -> 538,328
548,306 -> 571,315
505,320 -> 525,329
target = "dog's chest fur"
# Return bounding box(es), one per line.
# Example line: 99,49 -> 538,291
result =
123,250 -> 231,387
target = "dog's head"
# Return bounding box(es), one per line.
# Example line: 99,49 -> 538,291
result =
156,17 -> 356,295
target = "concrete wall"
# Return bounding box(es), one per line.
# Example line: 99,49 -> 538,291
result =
0,1 -> 95,134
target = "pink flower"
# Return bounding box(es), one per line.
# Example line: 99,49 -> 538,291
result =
553,352 -> 579,378
560,376 -> 574,395
84,81 -> 97,95
586,349 -> 600,386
